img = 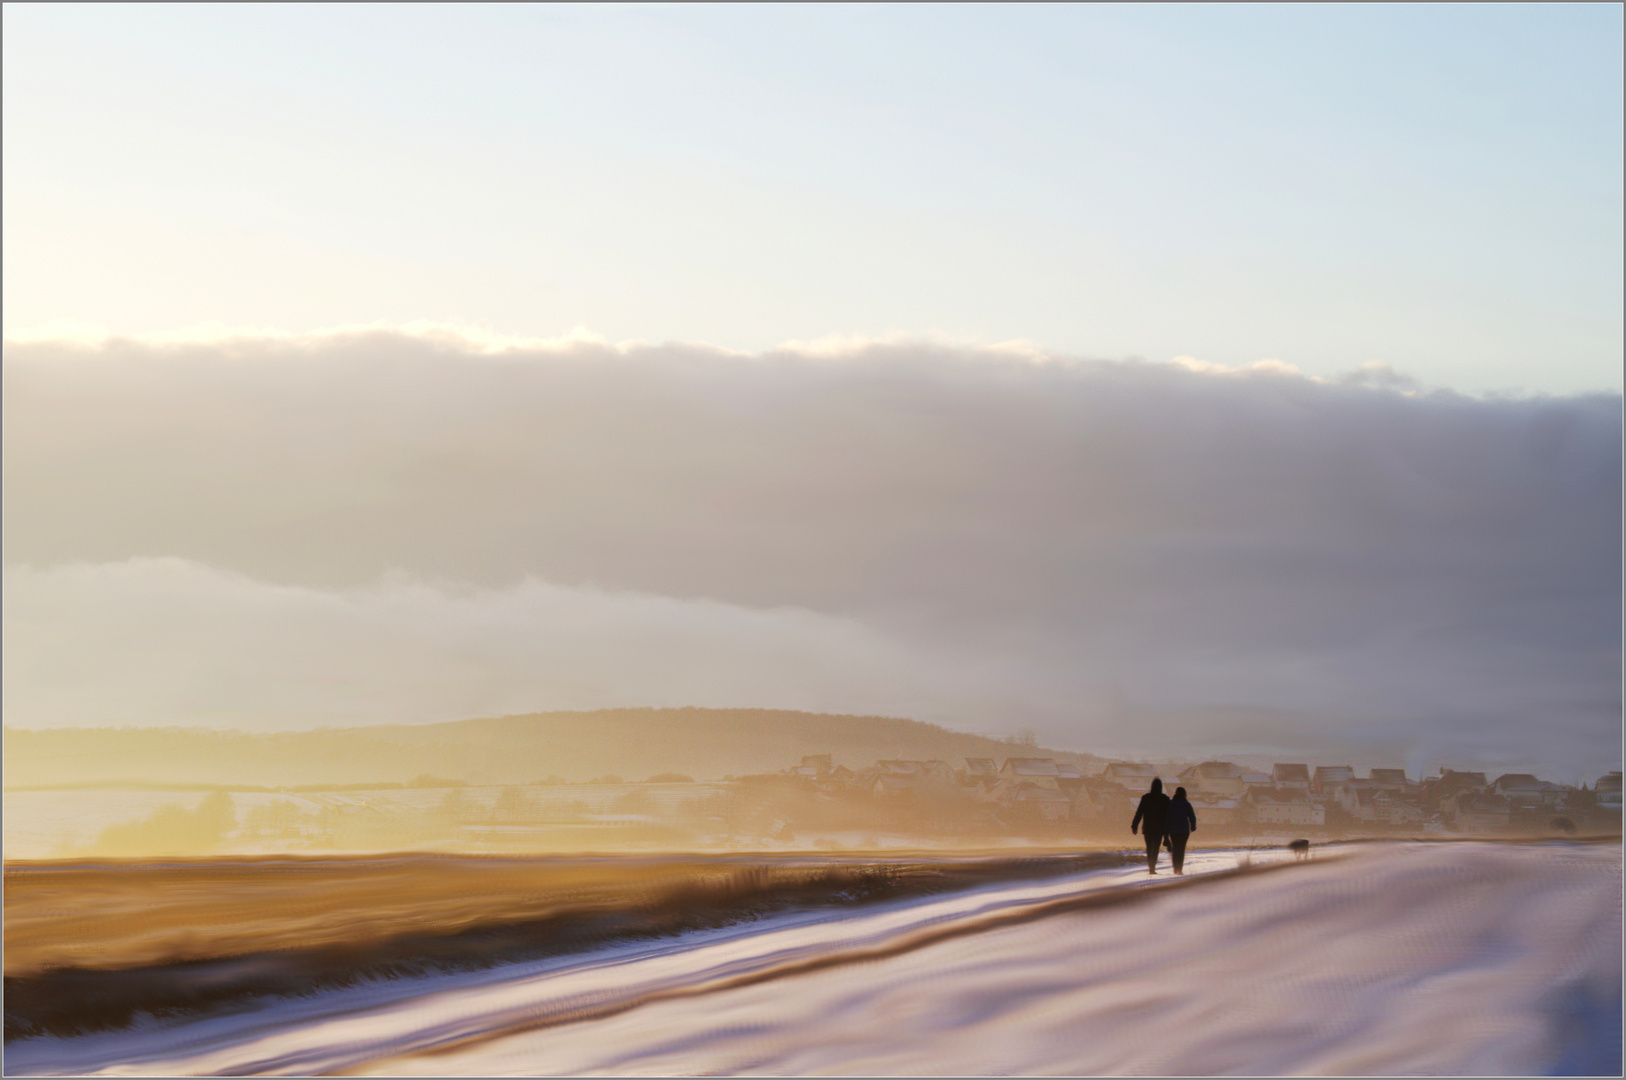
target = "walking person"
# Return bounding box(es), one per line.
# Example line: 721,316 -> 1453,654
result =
1130,778 -> 1170,874
1166,786 -> 1197,875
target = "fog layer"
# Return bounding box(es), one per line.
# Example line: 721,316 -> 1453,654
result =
4,332 -> 1619,774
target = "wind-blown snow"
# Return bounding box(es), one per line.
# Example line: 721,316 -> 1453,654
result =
9,842 -> 1620,1076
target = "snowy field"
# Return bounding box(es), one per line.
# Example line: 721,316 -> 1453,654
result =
6,841 -> 1620,1077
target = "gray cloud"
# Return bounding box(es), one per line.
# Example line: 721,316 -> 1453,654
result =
3,558 -> 1026,731
3,331 -> 1619,777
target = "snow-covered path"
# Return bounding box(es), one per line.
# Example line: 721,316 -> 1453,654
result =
8,843 -> 1620,1076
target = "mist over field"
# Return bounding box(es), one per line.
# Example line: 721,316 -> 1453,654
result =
5,331 -> 1620,777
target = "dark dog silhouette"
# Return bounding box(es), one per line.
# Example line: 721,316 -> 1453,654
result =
1288,839 -> 1311,860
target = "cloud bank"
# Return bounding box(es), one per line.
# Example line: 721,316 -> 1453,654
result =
4,331 -> 1619,776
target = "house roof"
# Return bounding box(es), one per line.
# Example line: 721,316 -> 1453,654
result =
964,757 -> 998,774
1195,761 -> 1242,778
1272,764 -> 1311,782
1055,763 -> 1084,779
1105,763 -> 1156,777
1492,773 -> 1540,790
872,772 -> 920,788
1003,758 -> 1060,776
1239,771 -> 1272,784
1369,769 -> 1408,784
1313,766 -> 1355,782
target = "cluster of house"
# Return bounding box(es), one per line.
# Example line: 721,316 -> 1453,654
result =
784,754 -> 1624,833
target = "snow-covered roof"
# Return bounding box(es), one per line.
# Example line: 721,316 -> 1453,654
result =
1003,758 -> 1060,777
1105,762 -> 1156,777
1195,761 -> 1242,778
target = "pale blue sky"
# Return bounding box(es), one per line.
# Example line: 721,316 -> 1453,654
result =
5,4 -> 1621,394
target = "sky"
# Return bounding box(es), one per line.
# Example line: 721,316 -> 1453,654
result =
3,7 -> 1622,779
4,4 -> 1622,395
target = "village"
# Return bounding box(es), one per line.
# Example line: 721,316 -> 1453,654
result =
31,754 -> 1621,860
770,754 -> 1625,838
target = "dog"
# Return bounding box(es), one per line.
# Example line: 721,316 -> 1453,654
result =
1288,838 -> 1311,860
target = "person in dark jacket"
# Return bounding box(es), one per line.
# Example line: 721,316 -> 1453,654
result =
1130,778 -> 1170,874
1165,786 -> 1198,875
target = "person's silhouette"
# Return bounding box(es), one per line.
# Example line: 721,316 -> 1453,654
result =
1166,786 -> 1197,874
1130,778 -> 1170,874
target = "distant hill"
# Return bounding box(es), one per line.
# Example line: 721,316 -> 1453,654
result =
3,709 -> 1103,789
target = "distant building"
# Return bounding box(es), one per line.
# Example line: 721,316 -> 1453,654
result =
1312,766 -> 1355,791
1337,786 -> 1423,825
1449,793 -> 1511,834
1180,761 -> 1246,797
961,758 -> 999,794
1490,773 -> 1544,810
1368,769 -> 1408,789
1242,787 -> 1325,827
801,754 -> 833,775
868,760 -> 916,795
1596,772 -> 1623,812
1000,758 -> 1062,791
1238,770 -> 1274,790
868,759 -> 956,795
1534,780 -> 1578,812
1272,764 -> 1311,789
1102,762 -> 1159,791
1188,792 -> 1241,826
964,757 -> 998,780
1072,777 -> 1134,825
1002,785 -> 1073,821
1054,762 -> 1086,798
1437,769 -> 1488,794
992,760 -> 1071,819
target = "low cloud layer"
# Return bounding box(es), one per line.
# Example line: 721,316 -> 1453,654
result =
4,558 -> 1022,730
4,331 -> 1620,776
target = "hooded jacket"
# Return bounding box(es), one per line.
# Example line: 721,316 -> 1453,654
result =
1131,778 -> 1170,837
1165,790 -> 1197,836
